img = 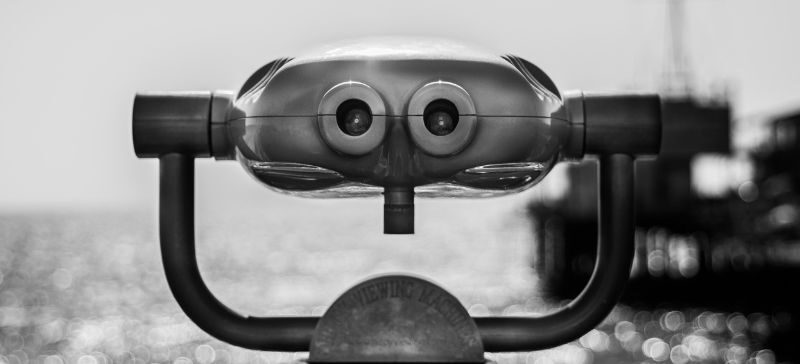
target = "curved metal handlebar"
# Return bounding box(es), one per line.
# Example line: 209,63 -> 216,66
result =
473,154 -> 634,350
158,152 -> 634,352
160,153 -> 316,351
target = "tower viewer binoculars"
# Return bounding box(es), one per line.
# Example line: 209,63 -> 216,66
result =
133,38 -> 662,362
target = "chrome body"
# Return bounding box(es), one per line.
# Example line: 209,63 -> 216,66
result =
226,39 -> 569,197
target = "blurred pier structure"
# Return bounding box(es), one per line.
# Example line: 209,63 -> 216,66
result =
526,1 -> 800,360
528,101 -> 800,362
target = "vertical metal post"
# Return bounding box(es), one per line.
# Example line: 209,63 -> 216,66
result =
384,187 -> 415,234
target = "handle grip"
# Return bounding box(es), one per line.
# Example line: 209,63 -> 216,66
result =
564,91 -> 661,157
132,91 -> 235,159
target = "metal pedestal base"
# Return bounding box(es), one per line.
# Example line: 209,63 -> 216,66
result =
309,275 -> 484,363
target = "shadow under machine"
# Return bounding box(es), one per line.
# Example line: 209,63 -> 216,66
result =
132,39 -> 664,363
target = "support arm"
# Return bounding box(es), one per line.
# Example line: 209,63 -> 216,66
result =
475,154 -> 634,351
160,153 -> 318,351
158,153 -> 634,352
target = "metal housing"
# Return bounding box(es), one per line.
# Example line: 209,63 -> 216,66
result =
228,38 -> 569,197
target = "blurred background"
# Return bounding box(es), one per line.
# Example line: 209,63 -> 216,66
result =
2,0 -> 800,363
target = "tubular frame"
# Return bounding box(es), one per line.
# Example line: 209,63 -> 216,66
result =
158,153 -> 634,352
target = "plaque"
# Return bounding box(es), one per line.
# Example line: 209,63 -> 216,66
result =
309,275 -> 484,363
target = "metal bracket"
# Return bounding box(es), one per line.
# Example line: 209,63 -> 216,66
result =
156,152 -> 634,355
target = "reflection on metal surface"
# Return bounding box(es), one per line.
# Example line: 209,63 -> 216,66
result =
294,37 -> 501,64
454,162 -> 547,191
413,163 -> 549,197
249,162 -> 344,191
237,57 -> 294,104
464,162 -> 546,174
246,161 -> 550,198
310,275 -> 483,363
414,183 -> 508,198
280,182 -> 385,198
501,55 -> 560,102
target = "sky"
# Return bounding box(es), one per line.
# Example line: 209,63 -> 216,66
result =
1,0 -> 800,211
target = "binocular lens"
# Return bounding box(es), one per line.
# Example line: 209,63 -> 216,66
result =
424,99 -> 459,136
337,99 -> 372,136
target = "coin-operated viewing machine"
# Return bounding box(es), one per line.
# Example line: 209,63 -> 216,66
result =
132,39 -> 661,363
